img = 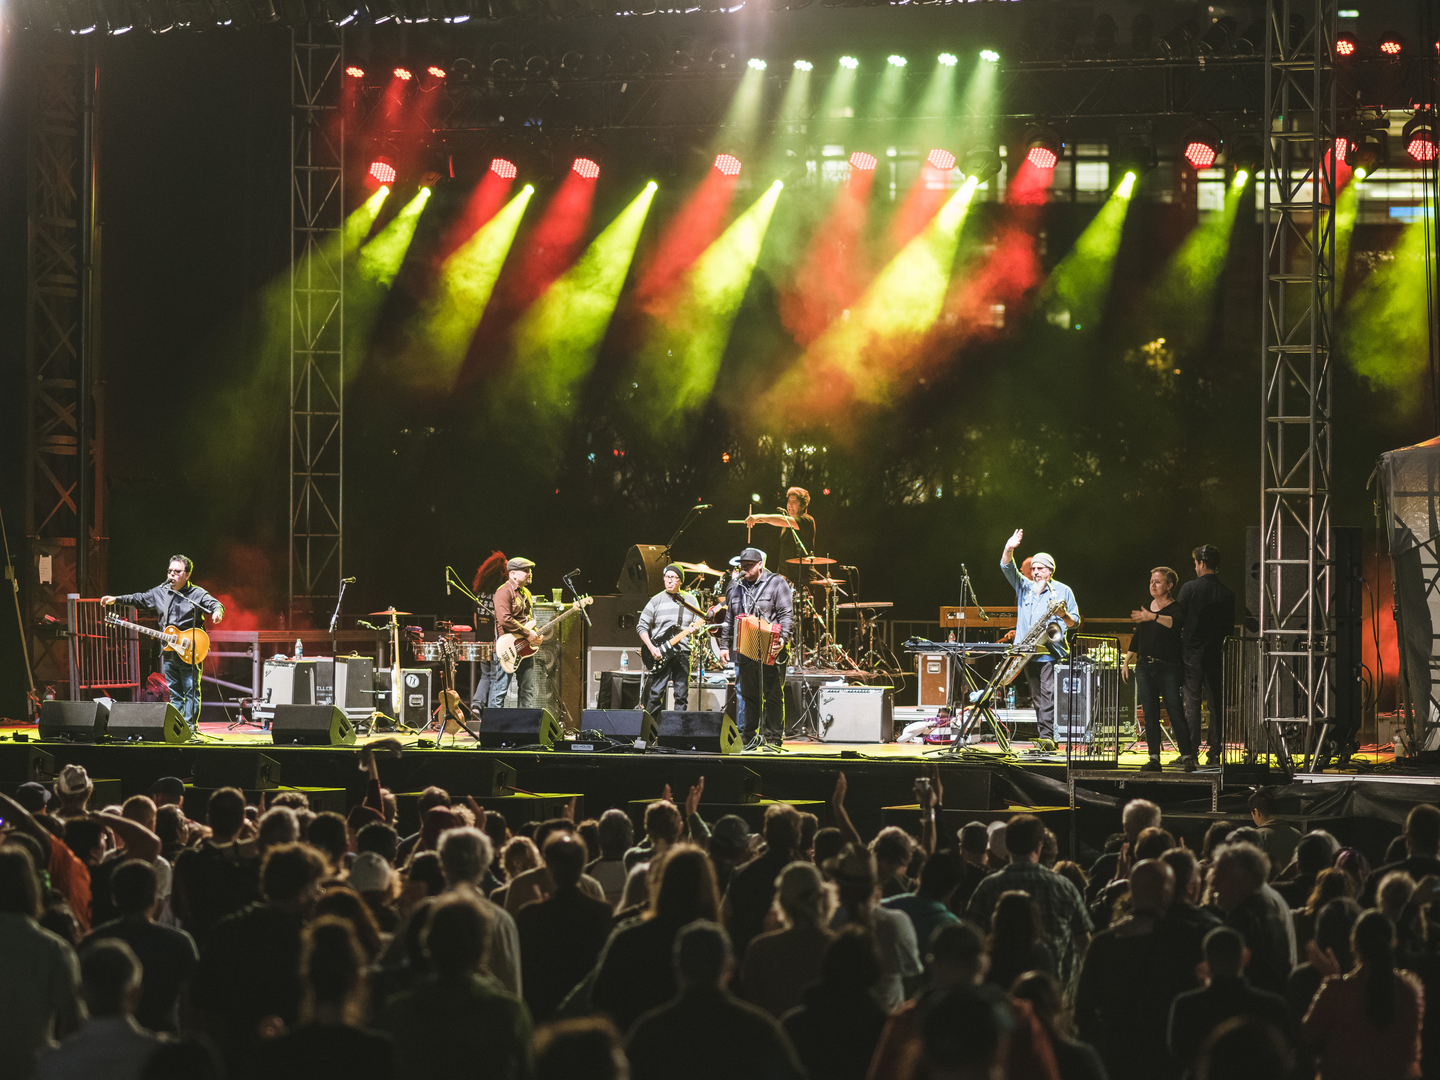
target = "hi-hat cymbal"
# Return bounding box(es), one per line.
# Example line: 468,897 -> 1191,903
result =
369,608 -> 412,617
675,561 -> 723,577
786,556 -> 837,565
836,601 -> 894,610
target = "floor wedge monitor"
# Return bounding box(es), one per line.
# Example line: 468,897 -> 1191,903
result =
272,705 -> 357,746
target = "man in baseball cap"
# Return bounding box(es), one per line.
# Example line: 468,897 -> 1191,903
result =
716,547 -> 793,749
148,777 -> 186,808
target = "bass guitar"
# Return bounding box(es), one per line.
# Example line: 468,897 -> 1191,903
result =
104,613 -> 211,665
642,603 -> 727,669
495,597 -> 594,674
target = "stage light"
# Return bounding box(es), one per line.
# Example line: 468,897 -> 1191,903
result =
427,65 -> 446,79
1351,132 -> 1386,174
1336,33 -> 1357,57
980,49 -> 1000,63
748,58 -> 766,70
1026,146 -> 1057,170
1379,34 -> 1403,56
927,149 -> 956,171
573,157 -> 601,179
850,151 -> 877,171
491,158 -> 518,180
794,59 -> 812,71
393,66 -> 413,81
1021,124 -> 1062,170
1355,167 -> 1368,182
1404,112 -> 1438,163
1334,135 -> 1350,164
714,154 -> 743,177
345,64 -> 365,78
1233,169 -> 1249,188
368,157 -> 397,186
887,55 -> 907,68
1181,121 -> 1222,170
839,56 -> 859,69
938,53 -> 957,67
1117,171 -> 1138,198
1113,129 -> 1158,179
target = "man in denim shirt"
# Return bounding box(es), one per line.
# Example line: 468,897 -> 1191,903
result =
716,547 -> 793,748
1001,529 -> 1079,748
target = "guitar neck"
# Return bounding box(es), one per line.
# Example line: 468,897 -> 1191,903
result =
110,618 -> 172,641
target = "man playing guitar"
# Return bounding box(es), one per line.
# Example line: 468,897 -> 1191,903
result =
489,557 -> 541,708
102,555 -> 225,733
637,564 -> 701,714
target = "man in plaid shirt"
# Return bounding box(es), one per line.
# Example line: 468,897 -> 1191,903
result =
964,813 -> 1093,984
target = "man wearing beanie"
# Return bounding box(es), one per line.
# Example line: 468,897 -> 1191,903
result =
1001,528 -> 1080,751
637,565 -> 702,714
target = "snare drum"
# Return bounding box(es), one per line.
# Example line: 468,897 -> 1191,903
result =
453,641 -> 493,663
412,639 -> 448,663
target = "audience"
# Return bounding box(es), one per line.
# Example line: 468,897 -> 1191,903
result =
1286,896 -> 1360,1025
827,843 -> 923,1010
1248,790 -> 1302,875
722,804 -> 803,959
1013,970 -> 1106,1080
1361,804 -> 1440,907
171,788 -> 259,945
872,827 -> 918,898
436,827 -> 522,995
882,848 -> 963,951
36,940 -> 159,1080
534,1017 -> 627,1080
1209,842 -> 1296,994
516,834 -> 614,1022
1274,831 -> 1338,909
985,889 -> 1056,991
952,821 -> 991,914
1197,1016 -> 1293,1080
587,810 -> 634,908
780,926 -> 890,1080
1086,799 -> 1161,904
741,861 -> 835,1018
1168,926 -> 1294,1074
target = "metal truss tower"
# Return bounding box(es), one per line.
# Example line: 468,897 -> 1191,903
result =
25,37 -> 101,697
289,24 -> 345,624
1259,0 -> 1338,769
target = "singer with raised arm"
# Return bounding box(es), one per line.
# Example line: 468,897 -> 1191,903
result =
1000,530 -> 1079,751
745,486 -> 816,588
102,555 -> 225,734
489,557 -> 541,708
715,547 -> 793,749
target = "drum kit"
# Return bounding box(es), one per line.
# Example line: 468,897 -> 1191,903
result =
369,607 -> 490,738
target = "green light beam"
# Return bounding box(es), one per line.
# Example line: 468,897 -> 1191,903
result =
1340,210 -> 1436,400
720,66 -> 768,150
1040,174 -> 1137,331
816,61 -> 859,145
1335,172 -> 1360,300
345,186 -> 391,256
871,58 -> 908,121
900,58 -> 960,154
1143,178 -> 1245,352
357,187 -> 432,287
777,64 -> 812,122
508,182 -> 658,421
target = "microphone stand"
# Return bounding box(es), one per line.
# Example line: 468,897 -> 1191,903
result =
661,505 -> 708,564
562,571 -> 591,626
329,579 -> 349,662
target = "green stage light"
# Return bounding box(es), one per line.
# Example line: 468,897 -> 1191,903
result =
1042,178 -> 1138,331
839,56 -> 859,69
1142,177 -> 1246,352
343,186 -> 391,256
1341,216 -> 1435,399
723,63 -> 770,145
795,59 -> 813,71
980,49 -> 1000,62
888,55 -> 907,67
1117,171 -> 1138,197
1232,169 -> 1249,188
1355,166 -> 1368,181
357,186 -> 431,287
938,53 -> 957,66
748,58 -> 767,70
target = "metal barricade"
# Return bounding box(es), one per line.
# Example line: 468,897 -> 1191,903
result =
1060,635 -> 1122,766
66,596 -> 141,701
1225,635 -> 1274,767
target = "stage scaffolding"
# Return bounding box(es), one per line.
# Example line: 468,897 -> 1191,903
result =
1258,0 -> 1338,773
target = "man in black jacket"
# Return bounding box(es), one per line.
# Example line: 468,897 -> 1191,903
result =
1176,545 -> 1234,767
1168,926 -> 1294,1074
716,547 -> 793,749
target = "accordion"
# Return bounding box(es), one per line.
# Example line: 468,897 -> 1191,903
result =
737,614 -> 779,666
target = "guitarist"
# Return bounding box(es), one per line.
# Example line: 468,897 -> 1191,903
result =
102,555 -> 225,733
637,565 -> 699,714
489,557 -> 540,708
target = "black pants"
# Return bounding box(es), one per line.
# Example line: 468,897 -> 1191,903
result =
1025,659 -> 1056,742
643,651 -> 691,712
1137,657 -> 1189,759
736,655 -> 786,741
1183,646 -> 1225,757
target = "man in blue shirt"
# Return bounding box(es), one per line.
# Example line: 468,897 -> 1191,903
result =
1001,529 -> 1079,748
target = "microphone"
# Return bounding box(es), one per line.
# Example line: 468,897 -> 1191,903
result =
694,504 -> 712,510
446,574 -> 451,597
960,564 -> 968,574
342,577 -> 356,584
564,568 -> 581,578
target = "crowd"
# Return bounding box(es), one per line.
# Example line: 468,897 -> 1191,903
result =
2,752 -> 1437,1080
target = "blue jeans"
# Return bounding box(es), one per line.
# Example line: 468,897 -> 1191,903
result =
162,653 -> 200,728
489,655 -> 537,709
471,657 -> 500,712
1137,657 -> 1189,759
736,657 -> 785,741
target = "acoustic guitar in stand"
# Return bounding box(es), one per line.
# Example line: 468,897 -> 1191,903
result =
495,597 -> 594,674
104,613 -> 211,665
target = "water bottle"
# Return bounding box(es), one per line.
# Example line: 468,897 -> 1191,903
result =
294,637 -> 304,659
621,650 -> 630,671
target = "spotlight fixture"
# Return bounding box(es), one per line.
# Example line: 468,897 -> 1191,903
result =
926,149 -> 956,171
714,153 -> 743,177
490,158 -> 518,179
839,56 -> 859,69
1379,33 -> 1403,56
367,156 -> 397,186
345,64 -> 365,78
1404,111 -> 1438,163
1020,124 -> 1062,170
962,144 -> 1001,183
427,65 -> 446,78
1350,131 -> 1386,174
1227,135 -> 1262,180
393,65 -> 413,80
1197,16 -> 1237,56
979,49 -> 1000,63
849,151 -> 877,171
1159,18 -> 1201,57
1335,33 -> 1357,57
794,59 -> 812,71
938,53 -> 957,67
572,157 -> 601,179
887,55 -> 907,67
748,58 -> 766,70
1180,121 -> 1223,170
1333,135 -> 1350,164
1112,126 -> 1158,179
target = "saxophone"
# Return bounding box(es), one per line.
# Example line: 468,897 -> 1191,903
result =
996,597 -> 1069,687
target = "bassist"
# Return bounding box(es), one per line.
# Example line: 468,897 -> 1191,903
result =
102,555 -> 225,734
489,557 -> 540,709
637,565 -> 699,714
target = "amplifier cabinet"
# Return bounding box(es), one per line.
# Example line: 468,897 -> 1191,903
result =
1055,661 -> 1100,741
315,657 -> 376,711
399,669 -> 432,729
262,660 -> 315,707
818,686 -> 895,743
916,654 -> 950,708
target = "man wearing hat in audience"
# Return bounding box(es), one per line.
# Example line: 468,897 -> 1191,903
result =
637,564 -> 702,716
490,557 -> 541,709
716,547 -> 793,749
1001,528 -> 1080,751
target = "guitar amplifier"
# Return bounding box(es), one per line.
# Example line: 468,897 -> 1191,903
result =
818,686 -> 895,743
532,602 -> 582,730
315,656 -> 376,716
260,659 -> 315,710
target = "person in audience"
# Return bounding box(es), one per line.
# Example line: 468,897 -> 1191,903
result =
1247,790 -> 1301,876
0,845 -> 82,1080
382,895 -> 533,1079
0,791 -> 94,947
624,799 -> 683,872
1287,897 -> 1360,1024
1086,799 -> 1161,904
1091,825 -> 1178,931
1167,925 -> 1294,1073
626,920 -> 804,1080
1053,861 -> 1088,901
357,822 -> 399,866
348,851 -> 400,932
781,925 -> 889,1080
1293,867 -> 1358,952
985,890 -> 1056,991
399,851 -> 445,912
313,886 -> 384,962
1274,832 -> 1338,909
269,792 -> 309,813
953,822 -> 991,914
986,820 -> 1011,870
966,813 -> 1093,985
261,916 -> 394,1080
517,834 -> 614,1022
741,861 -> 835,1018
917,982 -> 1017,1080
1362,804 -> 1440,908
1302,909 -> 1424,1080
256,807 -> 299,856
798,812 -> 819,861
1074,859 -> 1197,1080
1209,842 -> 1296,995
36,939 -> 158,1080
587,809 -> 634,908
1160,847 -> 1223,938
706,815 -> 751,897
1012,970 -> 1106,1080
306,812 -> 351,877
189,842 -> 327,1078
82,860 -> 197,1034
52,766 -> 94,821
592,845 -> 720,1031
491,835 -> 540,908
872,827 -> 918,898
152,807 -> 187,865
827,843 -> 923,1009
814,826 -> 846,869
171,787 -> 260,945
1197,1016 -> 1293,1080
1198,821 -> 1239,872
883,848 -> 963,951
436,827 -> 522,996
504,820 -> 607,915
1334,848 -> 1372,893
533,1016 -> 627,1080
65,814 -> 155,934
394,788 -> 451,863
723,803 -> 803,959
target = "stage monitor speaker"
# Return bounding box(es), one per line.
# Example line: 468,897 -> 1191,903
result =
657,711 -> 741,755
581,709 -> 658,746
108,702 -> 191,744
0,745 -> 55,783
818,686 -> 895,743
586,596 -> 646,650
195,749 -> 282,790
1055,661 -> 1100,740
38,700 -> 109,742
479,708 -> 562,748
271,705 -> 357,746
617,545 -> 668,597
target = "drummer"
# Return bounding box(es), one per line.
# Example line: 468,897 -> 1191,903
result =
746,486 -> 816,589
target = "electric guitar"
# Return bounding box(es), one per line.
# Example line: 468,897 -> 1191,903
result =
495,597 -> 594,674
104,613 -> 211,665
642,603 -> 727,669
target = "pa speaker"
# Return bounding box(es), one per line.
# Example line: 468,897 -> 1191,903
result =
658,711 -> 741,755
38,700 -> 109,742
0,745 -> 55,783
194,749 -> 281,790
479,708 -> 562,748
581,708 -> 658,746
271,705 -> 357,746
108,702 -> 191,744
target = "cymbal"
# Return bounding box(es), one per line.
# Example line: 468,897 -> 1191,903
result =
369,608 -> 412,617
675,561 -> 723,577
786,556 -> 837,565
808,577 -> 846,587
836,601 -> 894,610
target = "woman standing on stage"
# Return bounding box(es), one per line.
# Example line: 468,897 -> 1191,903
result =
1125,566 -> 1192,772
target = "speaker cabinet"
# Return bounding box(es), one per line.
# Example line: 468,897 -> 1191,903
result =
315,656 -> 376,710
479,708 -> 562,748
617,545 -> 668,597
39,700 -> 109,741
657,711 -> 741,755
108,702 -> 191,744
1055,661 -> 1101,741
818,686 -> 895,743
262,659 -> 315,706
581,709 -> 658,746
532,604 -> 582,730
195,749 -> 282,790
0,745 -> 55,783
271,705 -> 357,746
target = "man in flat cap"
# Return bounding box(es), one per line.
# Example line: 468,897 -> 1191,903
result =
490,557 -> 541,708
716,548 -> 793,749
637,564 -> 702,715
1001,529 -> 1080,750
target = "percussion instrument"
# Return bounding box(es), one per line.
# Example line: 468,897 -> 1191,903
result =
413,640 -> 448,662
738,614 -> 780,666
369,608 -> 413,617
808,578 -> 846,588
837,601 -> 895,610
785,556 -> 837,565
453,641 -> 494,662
675,561 -> 724,577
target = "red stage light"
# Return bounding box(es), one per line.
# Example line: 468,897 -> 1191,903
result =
849,151 -> 877,171
572,157 -> 601,180
1407,135 -> 1438,162
393,66 -> 414,81
1026,146 -> 1058,170
714,154 -> 743,176
1184,141 -> 1218,169
427,66 -> 447,79
1334,136 -> 1349,164
368,159 -> 397,185
490,158 -> 518,180
1379,37 -> 1402,56
1336,35 -> 1357,57
345,65 -> 365,78
926,149 -> 957,171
